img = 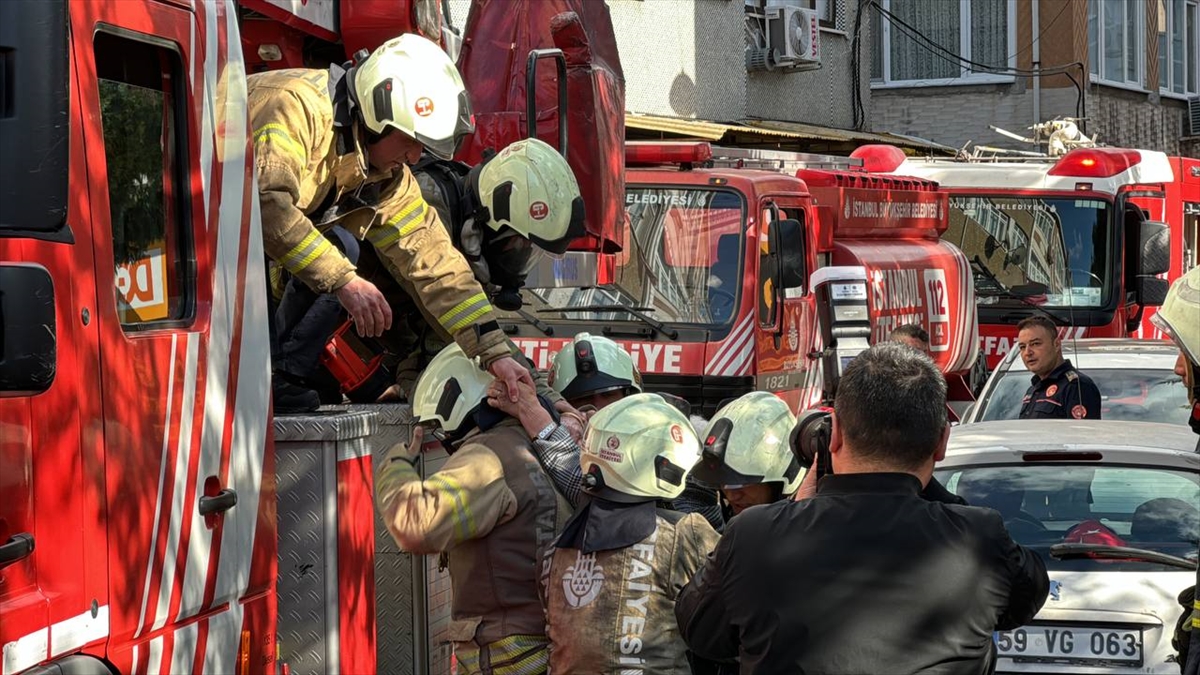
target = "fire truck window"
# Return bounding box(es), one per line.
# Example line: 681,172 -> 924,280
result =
94,32 -> 194,329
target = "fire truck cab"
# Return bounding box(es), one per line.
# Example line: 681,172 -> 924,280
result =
504,142 -> 979,416
858,144 -> 1179,368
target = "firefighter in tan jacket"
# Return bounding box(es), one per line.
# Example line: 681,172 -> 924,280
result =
249,34 -> 550,411
376,342 -> 571,675
542,393 -> 719,674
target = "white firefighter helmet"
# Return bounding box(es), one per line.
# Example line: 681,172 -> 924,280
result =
411,343 -> 494,437
581,393 -> 702,502
353,34 -> 474,160
549,333 -> 642,403
691,391 -> 804,495
1151,265 -> 1200,367
474,138 -> 585,255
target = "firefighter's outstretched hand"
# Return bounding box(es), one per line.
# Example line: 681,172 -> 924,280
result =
486,380 -> 555,441
335,276 -> 393,338
488,356 -> 536,402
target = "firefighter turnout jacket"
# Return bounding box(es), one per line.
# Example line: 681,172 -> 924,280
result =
248,67 -> 510,366
544,505 -> 720,674
376,423 -> 571,674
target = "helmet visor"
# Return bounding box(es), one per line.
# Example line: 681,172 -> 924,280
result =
486,230 -> 544,284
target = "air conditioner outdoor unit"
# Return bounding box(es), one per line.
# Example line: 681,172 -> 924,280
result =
1188,96 -> 1200,136
766,5 -> 820,68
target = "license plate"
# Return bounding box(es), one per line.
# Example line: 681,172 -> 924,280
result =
995,626 -> 1142,665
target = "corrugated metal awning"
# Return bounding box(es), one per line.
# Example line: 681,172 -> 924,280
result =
625,113 -> 956,154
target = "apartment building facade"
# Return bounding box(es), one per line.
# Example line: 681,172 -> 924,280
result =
871,0 -> 1199,155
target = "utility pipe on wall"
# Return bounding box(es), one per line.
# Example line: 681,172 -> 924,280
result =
1032,0 -> 1041,128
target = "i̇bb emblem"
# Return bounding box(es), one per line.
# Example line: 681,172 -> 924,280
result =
1045,384 -> 1058,397
414,97 -> 434,117
530,201 -> 549,220
607,435 -> 620,450
1071,405 -> 1087,419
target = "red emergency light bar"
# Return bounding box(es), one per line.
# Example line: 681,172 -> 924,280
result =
625,141 -> 714,166
849,144 -> 908,173
1048,148 -> 1142,178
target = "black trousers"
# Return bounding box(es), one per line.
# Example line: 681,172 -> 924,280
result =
267,226 -> 360,381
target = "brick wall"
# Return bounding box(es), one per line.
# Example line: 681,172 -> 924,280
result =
873,82 -> 1189,154
1086,86 -> 1191,155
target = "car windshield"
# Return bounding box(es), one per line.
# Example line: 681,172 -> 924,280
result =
944,196 -> 1112,309
933,464 -> 1200,572
975,367 -> 1190,424
517,187 -> 745,325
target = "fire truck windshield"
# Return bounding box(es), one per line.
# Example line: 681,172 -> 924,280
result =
945,195 -> 1113,310
517,187 -> 745,327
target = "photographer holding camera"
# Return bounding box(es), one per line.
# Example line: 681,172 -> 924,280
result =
675,343 -> 1049,674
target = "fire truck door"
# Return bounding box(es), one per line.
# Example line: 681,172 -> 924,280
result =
75,2 -> 238,667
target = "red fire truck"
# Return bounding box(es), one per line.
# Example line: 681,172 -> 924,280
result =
505,143 -> 981,417
857,142 -> 1193,368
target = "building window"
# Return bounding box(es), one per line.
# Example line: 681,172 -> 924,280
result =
1159,0 -> 1199,95
870,0 -> 1015,86
95,32 -> 195,329
813,0 -> 840,30
1088,0 -> 1144,88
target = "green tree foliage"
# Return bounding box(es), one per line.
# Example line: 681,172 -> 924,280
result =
99,79 -> 167,264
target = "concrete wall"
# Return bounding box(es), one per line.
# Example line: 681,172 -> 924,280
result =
745,1 -> 871,129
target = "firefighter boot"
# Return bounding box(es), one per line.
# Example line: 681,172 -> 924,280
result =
272,373 -> 320,414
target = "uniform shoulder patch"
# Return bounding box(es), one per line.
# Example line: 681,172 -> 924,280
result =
1071,404 -> 1087,419
1065,370 -> 1079,382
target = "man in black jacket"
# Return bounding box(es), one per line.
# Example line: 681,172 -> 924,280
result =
676,343 -> 1050,675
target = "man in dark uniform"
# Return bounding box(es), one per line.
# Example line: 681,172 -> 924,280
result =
1015,316 -> 1101,420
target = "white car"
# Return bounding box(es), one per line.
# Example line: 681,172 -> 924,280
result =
964,339 -> 1190,425
936,421 -> 1200,674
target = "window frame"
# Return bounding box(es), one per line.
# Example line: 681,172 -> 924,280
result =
811,0 -> 841,32
1088,0 -> 1146,91
1158,0 -> 1200,99
870,0 -> 1017,88
92,27 -> 197,332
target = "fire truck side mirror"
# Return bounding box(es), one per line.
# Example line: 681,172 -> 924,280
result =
769,218 -> 806,289
1135,220 -> 1170,277
1135,277 -> 1170,307
0,0 -> 70,242
0,265 -> 57,395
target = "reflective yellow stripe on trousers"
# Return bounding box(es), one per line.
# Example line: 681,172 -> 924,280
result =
455,635 -> 549,675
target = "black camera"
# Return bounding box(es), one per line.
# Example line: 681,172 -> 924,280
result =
791,406 -> 835,480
